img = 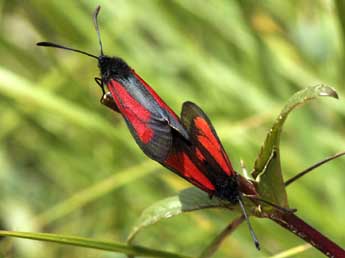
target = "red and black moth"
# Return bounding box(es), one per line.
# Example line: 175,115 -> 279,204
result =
161,102 -> 294,250
37,6 -> 294,251
163,101 -> 260,249
37,6 -> 189,164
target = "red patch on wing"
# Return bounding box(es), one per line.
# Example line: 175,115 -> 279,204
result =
195,147 -> 205,162
165,151 -> 215,191
133,72 -> 179,120
194,117 -> 233,175
107,80 -> 153,143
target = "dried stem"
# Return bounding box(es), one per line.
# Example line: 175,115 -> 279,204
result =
199,216 -> 245,258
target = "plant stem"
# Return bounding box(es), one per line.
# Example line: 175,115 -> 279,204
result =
269,212 -> 345,258
0,230 -> 193,258
285,151 -> 345,187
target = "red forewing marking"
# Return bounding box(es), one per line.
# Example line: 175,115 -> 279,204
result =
195,147 -> 206,161
133,72 -> 179,120
165,151 -> 215,191
194,117 -> 233,175
108,80 -> 153,144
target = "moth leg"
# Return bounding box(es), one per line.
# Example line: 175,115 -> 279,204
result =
95,77 -> 106,95
95,77 -> 119,112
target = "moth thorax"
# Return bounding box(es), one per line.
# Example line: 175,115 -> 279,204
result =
98,56 -> 132,82
215,175 -> 240,204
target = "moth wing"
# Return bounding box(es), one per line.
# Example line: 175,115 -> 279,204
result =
107,79 -> 174,162
133,72 -> 190,141
181,101 -> 235,176
163,135 -> 216,193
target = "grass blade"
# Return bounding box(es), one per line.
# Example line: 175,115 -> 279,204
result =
0,230 -> 193,258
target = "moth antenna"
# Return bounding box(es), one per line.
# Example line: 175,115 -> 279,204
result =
237,194 -> 260,250
93,5 -> 104,56
36,42 -> 98,59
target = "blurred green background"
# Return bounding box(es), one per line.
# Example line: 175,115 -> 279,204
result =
0,0 -> 344,257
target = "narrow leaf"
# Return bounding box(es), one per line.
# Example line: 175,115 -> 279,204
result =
252,85 -> 338,206
269,244 -> 312,258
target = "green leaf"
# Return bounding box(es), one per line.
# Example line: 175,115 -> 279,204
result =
252,85 -> 338,206
127,187 -> 228,244
0,230 -> 193,258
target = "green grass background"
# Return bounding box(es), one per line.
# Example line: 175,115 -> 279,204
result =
0,0 -> 344,257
